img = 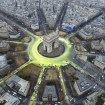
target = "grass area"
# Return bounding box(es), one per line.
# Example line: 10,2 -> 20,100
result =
18,71 -> 30,81
15,44 -> 25,51
45,70 -> 59,81
96,96 -> 104,105
77,45 -> 87,51
21,37 -> 30,43
17,64 -> 41,96
64,67 -> 77,96
9,44 -> 16,51
38,69 -> 64,101
22,64 -> 41,76
88,58 -> 94,63
56,81 -> 64,101
36,31 -> 43,36
76,34 -> 85,40
70,37 -> 80,42
38,81 -> 46,101
59,31 -> 67,36
48,30 -> 54,34
15,55 -> 25,66
7,59 -> 14,65
65,68 -> 75,77
38,81 -> 64,101
86,44 -> 91,51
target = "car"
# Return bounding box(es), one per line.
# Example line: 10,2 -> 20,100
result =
39,80 -> 41,84
102,75 -> 104,79
34,86 -> 36,90
70,98 -> 73,101
19,97 -> 22,100
8,90 -> 10,93
93,84 -> 97,88
73,98 -> 76,102
13,92 -> 17,95
42,76 -> 45,79
90,51 -> 95,54
0,79 -> 2,81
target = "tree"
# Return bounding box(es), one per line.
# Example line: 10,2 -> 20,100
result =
18,71 -> 30,81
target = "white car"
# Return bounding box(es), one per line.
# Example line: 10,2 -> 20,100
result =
13,92 -> 17,95
19,97 -> 22,100
70,98 -> 73,101
8,90 -> 10,93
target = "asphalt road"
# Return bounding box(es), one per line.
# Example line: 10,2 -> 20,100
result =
0,11 -> 105,105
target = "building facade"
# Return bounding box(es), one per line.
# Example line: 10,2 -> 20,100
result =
91,40 -> 102,50
94,55 -> 105,70
6,75 -> 30,96
43,32 -> 59,53
0,54 -> 10,76
0,40 -> 10,52
83,91 -> 102,105
42,85 -> 58,101
74,72 -> 92,96
9,31 -> 20,39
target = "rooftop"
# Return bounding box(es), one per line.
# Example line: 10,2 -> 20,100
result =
0,92 -> 20,105
0,20 -> 7,28
63,2 -> 99,28
91,40 -> 101,46
80,15 -> 105,36
95,55 -> 105,65
6,75 -> 30,94
9,31 -> 19,35
0,54 -> 8,70
0,41 -> 8,48
44,32 -> 59,42
0,28 -> 8,33
75,72 -> 92,92
42,85 -> 57,98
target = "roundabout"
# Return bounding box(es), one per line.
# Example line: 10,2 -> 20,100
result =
27,35 -> 72,67
0,1 -> 104,105
38,41 -> 65,58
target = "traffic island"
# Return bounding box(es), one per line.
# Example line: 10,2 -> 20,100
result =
38,42 -> 65,58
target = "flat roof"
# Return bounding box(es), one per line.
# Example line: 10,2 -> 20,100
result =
95,55 -> 105,65
42,85 -> 57,98
0,92 -> 20,105
0,41 -> 8,48
44,32 -> 59,42
75,72 -> 92,92
6,75 -> 30,94
91,40 -> 101,46
18,79 -> 29,93
80,15 -> 105,36
0,28 -> 8,33
9,31 -> 19,35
